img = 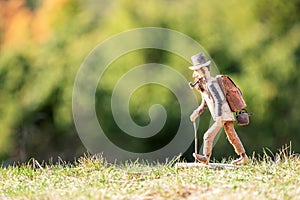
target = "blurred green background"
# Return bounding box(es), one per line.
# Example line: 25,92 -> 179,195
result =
0,0 -> 299,163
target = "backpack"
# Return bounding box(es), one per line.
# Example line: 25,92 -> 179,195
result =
216,75 -> 250,125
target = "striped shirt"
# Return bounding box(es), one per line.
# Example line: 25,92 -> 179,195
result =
199,77 -> 235,122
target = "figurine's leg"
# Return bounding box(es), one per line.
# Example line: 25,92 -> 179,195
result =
193,119 -> 223,164
223,121 -> 249,165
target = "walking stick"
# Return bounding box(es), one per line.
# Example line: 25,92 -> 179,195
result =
193,120 -> 198,162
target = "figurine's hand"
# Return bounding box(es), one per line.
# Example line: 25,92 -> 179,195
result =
215,116 -> 223,126
190,110 -> 199,122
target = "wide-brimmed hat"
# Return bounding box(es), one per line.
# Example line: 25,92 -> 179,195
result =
188,53 -> 211,70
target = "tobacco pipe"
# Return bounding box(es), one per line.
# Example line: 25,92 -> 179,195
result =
189,80 -> 199,89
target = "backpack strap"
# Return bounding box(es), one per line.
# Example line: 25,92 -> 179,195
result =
216,75 -> 226,95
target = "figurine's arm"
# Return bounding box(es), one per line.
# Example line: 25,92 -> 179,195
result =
190,97 -> 207,122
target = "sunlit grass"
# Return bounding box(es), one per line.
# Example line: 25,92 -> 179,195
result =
0,147 -> 299,200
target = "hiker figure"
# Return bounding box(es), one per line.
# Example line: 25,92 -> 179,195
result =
189,53 -> 249,165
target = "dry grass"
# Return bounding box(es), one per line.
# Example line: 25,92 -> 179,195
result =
0,148 -> 299,200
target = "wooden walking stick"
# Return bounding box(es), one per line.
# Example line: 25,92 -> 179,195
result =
193,120 -> 198,162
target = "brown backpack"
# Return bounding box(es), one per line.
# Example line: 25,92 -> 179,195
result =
216,75 -> 246,112
216,75 -> 250,125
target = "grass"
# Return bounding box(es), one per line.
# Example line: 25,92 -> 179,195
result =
0,148 -> 299,200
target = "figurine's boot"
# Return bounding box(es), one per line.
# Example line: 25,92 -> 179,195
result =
193,153 -> 209,164
231,153 -> 249,165
223,121 -> 249,165
196,119 -> 223,165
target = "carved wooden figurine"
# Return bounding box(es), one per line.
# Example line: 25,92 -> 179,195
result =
189,53 -> 249,165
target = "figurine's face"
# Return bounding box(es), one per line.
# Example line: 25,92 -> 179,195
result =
193,71 -> 204,79
193,66 -> 210,79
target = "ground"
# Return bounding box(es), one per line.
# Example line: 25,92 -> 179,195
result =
0,152 -> 299,200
